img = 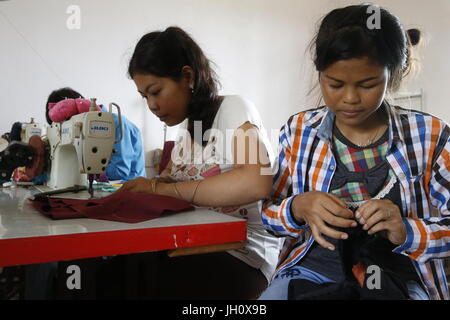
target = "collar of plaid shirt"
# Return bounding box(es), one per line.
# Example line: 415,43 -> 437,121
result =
306,102 -> 403,149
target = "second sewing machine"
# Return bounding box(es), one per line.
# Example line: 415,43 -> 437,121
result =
0,98 -> 123,198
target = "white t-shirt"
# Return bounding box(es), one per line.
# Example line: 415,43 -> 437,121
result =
169,95 -> 283,281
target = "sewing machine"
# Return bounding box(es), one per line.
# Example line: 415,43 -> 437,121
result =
20,118 -> 45,142
46,99 -> 122,197
0,119 -> 45,182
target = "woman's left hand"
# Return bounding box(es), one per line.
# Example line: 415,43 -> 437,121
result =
119,177 -> 156,193
355,199 -> 407,246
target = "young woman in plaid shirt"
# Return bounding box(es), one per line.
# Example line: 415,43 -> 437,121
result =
260,4 -> 449,300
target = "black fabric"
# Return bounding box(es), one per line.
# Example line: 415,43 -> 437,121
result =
341,223 -> 421,285
0,141 -> 35,180
288,266 -> 410,300
290,226 -> 411,300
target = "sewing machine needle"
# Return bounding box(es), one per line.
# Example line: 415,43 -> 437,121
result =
88,175 -> 94,198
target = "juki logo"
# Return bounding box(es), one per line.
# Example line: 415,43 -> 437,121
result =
91,126 -> 109,131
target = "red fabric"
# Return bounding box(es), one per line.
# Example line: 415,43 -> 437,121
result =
25,135 -> 46,179
159,141 -> 175,174
12,167 -> 31,182
30,191 -> 194,223
352,262 -> 367,288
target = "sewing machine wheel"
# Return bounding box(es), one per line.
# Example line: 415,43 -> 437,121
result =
0,142 -> 34,180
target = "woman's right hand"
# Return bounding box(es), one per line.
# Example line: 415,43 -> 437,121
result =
291,191 -> 357,250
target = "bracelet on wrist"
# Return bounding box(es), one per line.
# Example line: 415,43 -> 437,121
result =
173,183 -> 183,200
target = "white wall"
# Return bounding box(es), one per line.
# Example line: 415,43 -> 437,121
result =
1,0 -> 449,158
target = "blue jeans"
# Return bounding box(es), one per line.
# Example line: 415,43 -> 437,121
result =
258,266 -> 429,300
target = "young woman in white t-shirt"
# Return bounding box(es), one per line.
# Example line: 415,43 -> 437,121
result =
121,26 -> 283,299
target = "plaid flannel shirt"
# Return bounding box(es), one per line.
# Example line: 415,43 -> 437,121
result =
262,104 -> 450,300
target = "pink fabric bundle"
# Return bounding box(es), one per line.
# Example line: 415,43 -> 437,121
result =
47,98 -> 102,123
30,191 -> 195,223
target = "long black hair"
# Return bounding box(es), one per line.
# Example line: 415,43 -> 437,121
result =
310,4 -> 420,92
128,26 -> 221,143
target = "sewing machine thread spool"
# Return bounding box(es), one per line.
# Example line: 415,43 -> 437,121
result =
89,98 -> 97,111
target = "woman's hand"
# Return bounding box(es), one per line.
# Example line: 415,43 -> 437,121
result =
355,199 -> 407,246
119,177 -> 155,193
119,176 -> 178,194
291,191 -> 356,250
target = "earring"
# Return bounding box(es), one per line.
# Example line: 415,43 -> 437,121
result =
189,83 -> 194,94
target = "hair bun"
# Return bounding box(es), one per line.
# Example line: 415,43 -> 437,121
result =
407,28 -> 421,46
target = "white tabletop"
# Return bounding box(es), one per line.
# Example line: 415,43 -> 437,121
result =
0,186 -> 246,266
0,186 -> 243,239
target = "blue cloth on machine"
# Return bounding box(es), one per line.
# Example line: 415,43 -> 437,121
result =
100,105 -> 146,181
